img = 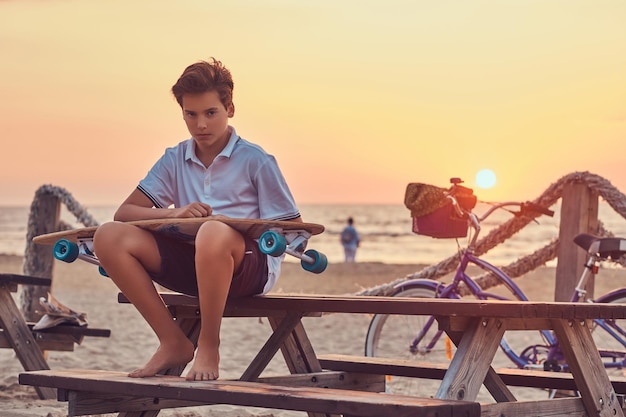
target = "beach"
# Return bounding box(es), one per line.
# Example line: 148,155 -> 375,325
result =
3,254 -> 626,416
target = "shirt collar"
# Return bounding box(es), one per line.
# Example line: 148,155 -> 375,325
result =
218,126 -> 239,158
185,126 -> 239,164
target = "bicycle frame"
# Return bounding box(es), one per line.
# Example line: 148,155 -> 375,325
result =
400,245 -> 558,368
368,182 -> 626,384
399,231 -> 626,371
404,196 -> 590,369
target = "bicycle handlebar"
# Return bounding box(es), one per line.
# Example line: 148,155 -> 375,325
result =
520,201 -> 554,217
446,179 -> 554,220
448,195 -> 554,249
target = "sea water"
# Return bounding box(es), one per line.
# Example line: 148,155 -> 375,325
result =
1,203 -> 625,266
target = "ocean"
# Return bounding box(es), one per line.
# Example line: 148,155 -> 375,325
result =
2,203 -> 626,266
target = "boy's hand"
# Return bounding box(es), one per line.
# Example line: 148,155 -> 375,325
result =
170,202 -> 213,218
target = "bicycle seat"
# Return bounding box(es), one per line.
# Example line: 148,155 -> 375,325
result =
574,233 -> 626,260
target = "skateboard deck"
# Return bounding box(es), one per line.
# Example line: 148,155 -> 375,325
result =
33,216 -> 327,274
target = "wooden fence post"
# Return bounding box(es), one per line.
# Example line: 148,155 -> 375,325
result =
554,182 -> 599,301
20,192 -> 61,321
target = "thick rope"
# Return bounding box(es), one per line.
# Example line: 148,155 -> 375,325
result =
22,174 -> 626,298
24,185 -> 99,272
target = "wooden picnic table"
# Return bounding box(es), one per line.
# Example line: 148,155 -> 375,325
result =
20,293 -> 626,417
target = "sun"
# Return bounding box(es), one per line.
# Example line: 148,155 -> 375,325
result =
475,169 -> 497,189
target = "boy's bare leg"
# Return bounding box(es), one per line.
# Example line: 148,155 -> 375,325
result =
185,221 -> 245,381
94,222 -> 195,377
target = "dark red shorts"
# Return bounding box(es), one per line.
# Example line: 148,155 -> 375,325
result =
148,232 -> 268,298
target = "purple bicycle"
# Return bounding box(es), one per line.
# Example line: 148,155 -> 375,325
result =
365,179 -> 626,395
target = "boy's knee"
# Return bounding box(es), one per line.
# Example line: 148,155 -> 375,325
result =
197,221 -> 238,245
196,221 -> 245,256
94,221 -> 143,255
94,221 -> 120,248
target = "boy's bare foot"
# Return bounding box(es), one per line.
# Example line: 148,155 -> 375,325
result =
185,347 -> 220,381
129,339 -> 195,378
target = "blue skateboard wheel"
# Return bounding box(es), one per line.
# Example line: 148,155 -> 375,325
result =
301,249 -> 328,274
53,239 -> 80,263
259,231 -> 287,257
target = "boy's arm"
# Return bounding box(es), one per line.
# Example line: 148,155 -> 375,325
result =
114,189 -> 213,221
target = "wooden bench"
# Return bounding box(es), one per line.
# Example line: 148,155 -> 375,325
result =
20,369 -> 480,417
0,273 -> 111,399
318,353 -> 626,394
21,293 -> 626,417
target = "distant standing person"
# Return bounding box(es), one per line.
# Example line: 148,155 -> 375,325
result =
340,217 -> 360,263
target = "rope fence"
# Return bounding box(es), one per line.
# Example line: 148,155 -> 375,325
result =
20,171 -> 626,303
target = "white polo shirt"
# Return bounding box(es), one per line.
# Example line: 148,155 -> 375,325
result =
138,127 -> 300,293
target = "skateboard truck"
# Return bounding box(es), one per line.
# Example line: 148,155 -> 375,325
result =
258,229 -> 327,274
53,239 -> 108,277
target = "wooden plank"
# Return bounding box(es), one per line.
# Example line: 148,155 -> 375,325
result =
482,397 -> 587,417
30,323 -> 111,338
555,182 -> 599,301
272,295 -> 619,319
19,369 -> 481,417
19,332 -> 75,351
0,284 -> 56,399
256,371 -> 385,391
125,293 -> 321,318
0,273 -> 52,287
264,315 -> 332,417
552,319 -> 624,417
68,390 -> 208,416
274,316 -> 324,374
441,316 -> 553,332
318,354 -> 626,393
0,331 -> 74,351
145,292 -> 626,320
436,317 -> 505,402
63,372 -> 384,416
442,329 -> 516,403
1,325 -> 110,351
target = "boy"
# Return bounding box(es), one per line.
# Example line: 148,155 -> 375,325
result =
93,58 -> 301,381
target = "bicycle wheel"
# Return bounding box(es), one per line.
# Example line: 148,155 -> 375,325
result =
591,292 -> 626,377
364,283 -> 444,395
365,281 -> 551,397
365,283 -> 441,359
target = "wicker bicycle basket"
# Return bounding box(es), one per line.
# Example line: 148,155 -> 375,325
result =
404,183 -> 476,239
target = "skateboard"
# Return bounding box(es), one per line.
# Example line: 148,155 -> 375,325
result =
33,216 -> 328,275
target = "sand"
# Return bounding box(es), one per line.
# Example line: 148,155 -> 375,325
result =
2,254 -> 626,417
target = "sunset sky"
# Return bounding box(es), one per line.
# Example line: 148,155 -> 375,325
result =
1,1 -> 625,207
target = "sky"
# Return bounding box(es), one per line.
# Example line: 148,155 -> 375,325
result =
1,0 -> 625,207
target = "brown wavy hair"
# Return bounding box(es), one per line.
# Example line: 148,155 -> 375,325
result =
171,58 -> 234,109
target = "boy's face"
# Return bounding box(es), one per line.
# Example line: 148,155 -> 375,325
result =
181,90 -> 234,148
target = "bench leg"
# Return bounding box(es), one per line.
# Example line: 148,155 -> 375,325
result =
436,316 -> 506,402
268,315 -> 339,417
240,313 -> 303,381
0,284 -> 56,400
446,328 -> 517,402
552,319 -> 624,417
